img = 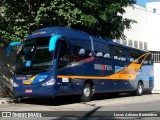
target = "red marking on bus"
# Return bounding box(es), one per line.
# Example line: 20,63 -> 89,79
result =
85,57 -> 94,62
25,89 -> 32,93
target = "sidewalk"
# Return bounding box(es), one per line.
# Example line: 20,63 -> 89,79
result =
0,97 -> 13,104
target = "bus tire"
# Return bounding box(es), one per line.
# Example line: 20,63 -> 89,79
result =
81,83 -> 92,102
136,82 -> 143,96
14,97 -> 21,103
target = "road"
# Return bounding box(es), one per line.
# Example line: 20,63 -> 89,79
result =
0,93 -> 160,119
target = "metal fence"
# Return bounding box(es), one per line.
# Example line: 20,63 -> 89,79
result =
150,51 -> 160,63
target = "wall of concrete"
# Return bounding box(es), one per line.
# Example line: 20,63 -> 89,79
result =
146,2 -> 160,51
123,5 -> 148,44
0,45 -> 16,97
123,2 -> 160,51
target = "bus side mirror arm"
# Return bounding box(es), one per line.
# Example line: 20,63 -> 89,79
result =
49,35 -> 62,51
6,42 -> 22,56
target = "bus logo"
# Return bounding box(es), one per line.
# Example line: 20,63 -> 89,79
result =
94,64 -> 112,71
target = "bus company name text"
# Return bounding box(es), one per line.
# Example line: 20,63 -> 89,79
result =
94,64 -> 112,71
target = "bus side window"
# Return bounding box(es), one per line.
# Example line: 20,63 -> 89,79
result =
143,54 -> 153,65
93,41 -> 110,58
70,39 -> 91,62
113,46 -> 127,61
129,50 -> 142,63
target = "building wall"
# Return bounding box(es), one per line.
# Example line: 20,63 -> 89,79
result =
146,2 -> 160,51
123,2 -> 160,51
123,5 -> 148,43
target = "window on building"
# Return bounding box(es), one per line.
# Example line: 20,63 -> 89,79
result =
144,42 -> 147,50
139,41 -> 143,50
128,40 -> 133,47
153,8 -> 156,13
134,41 -> 138,48
122,40 -> 127,45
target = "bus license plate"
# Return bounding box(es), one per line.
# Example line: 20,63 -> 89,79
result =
25,89 -> 32,93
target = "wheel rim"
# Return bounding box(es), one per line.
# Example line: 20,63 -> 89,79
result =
138,84 -> 142,94
84,87 -> 91,97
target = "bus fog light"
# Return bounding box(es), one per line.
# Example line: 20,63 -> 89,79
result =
42,78 -> 55,86
13,82 -> 19,87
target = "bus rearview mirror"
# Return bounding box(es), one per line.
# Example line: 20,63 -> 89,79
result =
49,35 -> 62,51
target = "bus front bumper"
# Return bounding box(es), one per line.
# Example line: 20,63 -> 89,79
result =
13,86 -> 56,97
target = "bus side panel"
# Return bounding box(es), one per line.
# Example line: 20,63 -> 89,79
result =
135,65 -> 153,89
94,57 -> 136,92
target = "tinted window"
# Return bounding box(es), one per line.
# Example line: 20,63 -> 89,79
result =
143,54 -> 153,65
113,47 -> 127,61
130,50 -> 142,63
94,42 -> 110,58
70,39 -> 91,62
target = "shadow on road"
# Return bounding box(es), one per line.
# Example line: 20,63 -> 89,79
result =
15,92 -> 152,106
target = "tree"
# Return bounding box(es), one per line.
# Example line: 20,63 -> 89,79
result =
0,0 -> 136,45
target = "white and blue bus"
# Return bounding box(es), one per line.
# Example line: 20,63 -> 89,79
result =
7,27 -> 153,102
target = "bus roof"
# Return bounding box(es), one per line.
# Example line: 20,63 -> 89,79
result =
26,26 -> 89,40
26,26 -> 148,53
91,36 -> 147,52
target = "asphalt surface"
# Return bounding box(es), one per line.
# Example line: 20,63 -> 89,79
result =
0,93 -> 160,120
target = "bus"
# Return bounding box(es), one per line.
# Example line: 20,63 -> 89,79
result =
6,26 -> 153,102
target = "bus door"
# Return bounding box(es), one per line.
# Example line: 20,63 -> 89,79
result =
56,40 -> 72,95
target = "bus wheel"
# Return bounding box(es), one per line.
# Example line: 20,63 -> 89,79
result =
81,83 -> 92,102
14,97 -> 21,103
136,82 -> 143,96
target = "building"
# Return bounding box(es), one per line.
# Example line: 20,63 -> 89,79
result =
122,1 -> 160,93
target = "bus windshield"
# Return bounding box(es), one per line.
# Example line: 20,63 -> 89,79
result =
16,37 -> 54,74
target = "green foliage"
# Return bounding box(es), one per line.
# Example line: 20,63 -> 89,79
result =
0,0 -> 136,45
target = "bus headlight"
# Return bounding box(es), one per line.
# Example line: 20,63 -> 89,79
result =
13,82 -> 19,87
41,78 -> 55,86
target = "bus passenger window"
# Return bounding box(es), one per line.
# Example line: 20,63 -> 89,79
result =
70,39 -> 91,62
113,46 -> 127,61
143,54 -> 153,65
129,51 -> 142,64
93,41 -> 110,58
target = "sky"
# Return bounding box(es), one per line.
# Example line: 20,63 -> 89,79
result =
136,0 -> 159,7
